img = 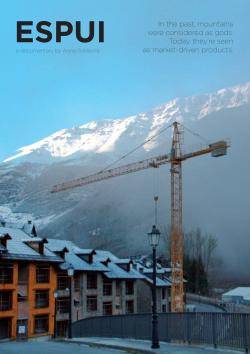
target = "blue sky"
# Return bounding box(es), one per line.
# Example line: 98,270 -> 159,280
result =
1,0 -> 249,161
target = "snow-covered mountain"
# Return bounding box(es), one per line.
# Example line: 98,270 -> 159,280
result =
1,82 -> 250,278
5,82 -> 250,164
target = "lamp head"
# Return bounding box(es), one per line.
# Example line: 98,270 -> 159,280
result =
147,225 -> 161,248
67,263 -> 75,277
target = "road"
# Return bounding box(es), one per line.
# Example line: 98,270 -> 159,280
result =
0,341 -> 125,354
0,340 -> 240,354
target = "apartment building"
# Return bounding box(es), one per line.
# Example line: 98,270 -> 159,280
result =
0,222 -> 172,340
45,239 -> 144,337
0,223 -> 62,340
133,256 -> 172,313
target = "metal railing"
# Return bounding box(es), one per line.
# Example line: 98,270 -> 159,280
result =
72,312 -> 250,352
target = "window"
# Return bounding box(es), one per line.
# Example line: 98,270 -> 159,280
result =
0,291 -> 12,311
162,304 -> 167,313
74,275 -> 80,291
0,263 -> 13,284
87,273 -> 97,289
36,265 -> 50,283
103,278 -> 112,296
126,300 -> 134,314
116,281 -> 121,296
87,296 -> 97,312
18,264 -> 28,285
57,271 -> 69,290
162,288 -> 166,300
35,290 -> 49,308
56,298 -> 69,314
34,315 -> 49,334
125,281 -> 134,295
103,302 -> 112,315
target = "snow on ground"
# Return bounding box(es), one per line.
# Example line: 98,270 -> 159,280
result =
0,205 -> 33,224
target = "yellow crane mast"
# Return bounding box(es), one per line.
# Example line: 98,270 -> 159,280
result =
51,121 -> 229,312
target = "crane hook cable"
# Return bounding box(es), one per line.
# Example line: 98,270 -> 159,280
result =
16,123 -> 173,200
180,123 -> 210,144
98,123 -> 173,173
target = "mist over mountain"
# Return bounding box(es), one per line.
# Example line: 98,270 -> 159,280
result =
1,82 -> 250,279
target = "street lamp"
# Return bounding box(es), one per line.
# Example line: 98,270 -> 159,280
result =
53,290 -> 58,339
67,264 -> 74,339
147,225 -> 161,349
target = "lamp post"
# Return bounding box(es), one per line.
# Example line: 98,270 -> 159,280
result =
53,290 -> 58,339
147,225 -> 161,349
67,264 -> 74,339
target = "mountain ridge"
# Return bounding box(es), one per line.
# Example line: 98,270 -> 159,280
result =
4,81 -> 250,164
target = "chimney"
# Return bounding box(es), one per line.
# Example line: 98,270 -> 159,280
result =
38,238 -> 48,255
101,258 -> 111,267
31,225 -> 37,237
89,250 -> 96,264
0,234 -> 11,248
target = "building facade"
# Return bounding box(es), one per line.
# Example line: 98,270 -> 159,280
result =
45,240 -> 144,337
0,225 -> 61,340
0,225 -> 148,339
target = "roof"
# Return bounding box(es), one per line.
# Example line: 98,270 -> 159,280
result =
142,275 -> 172,287
46,239 -> 108,272
0,224 -> 148,280
94,250 -> 119,262
114,259 -> 132,264
0,227 -> 62,263
133,260 -> 172,287
223,287 -> 250,301
103,262 -> 145,280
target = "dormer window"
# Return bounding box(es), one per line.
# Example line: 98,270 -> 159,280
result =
116,261 -> 132,272
77,250 -> 96,264
25,238 -> 48,255
101,258 -> 111,267
55,247 -> 69,260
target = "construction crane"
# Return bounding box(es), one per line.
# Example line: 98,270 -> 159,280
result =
51,121 -> 229,312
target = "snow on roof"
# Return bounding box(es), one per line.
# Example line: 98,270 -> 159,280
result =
0,226 -> 61,262
114,259 -> 132,264
133,259 -> 172,287
94,250 -> 119,262
0,226 -> 146,279
46,239 -> 108,272
143,275 -> 171,287
104,261 -> 145,280
223,287 -> 250,301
